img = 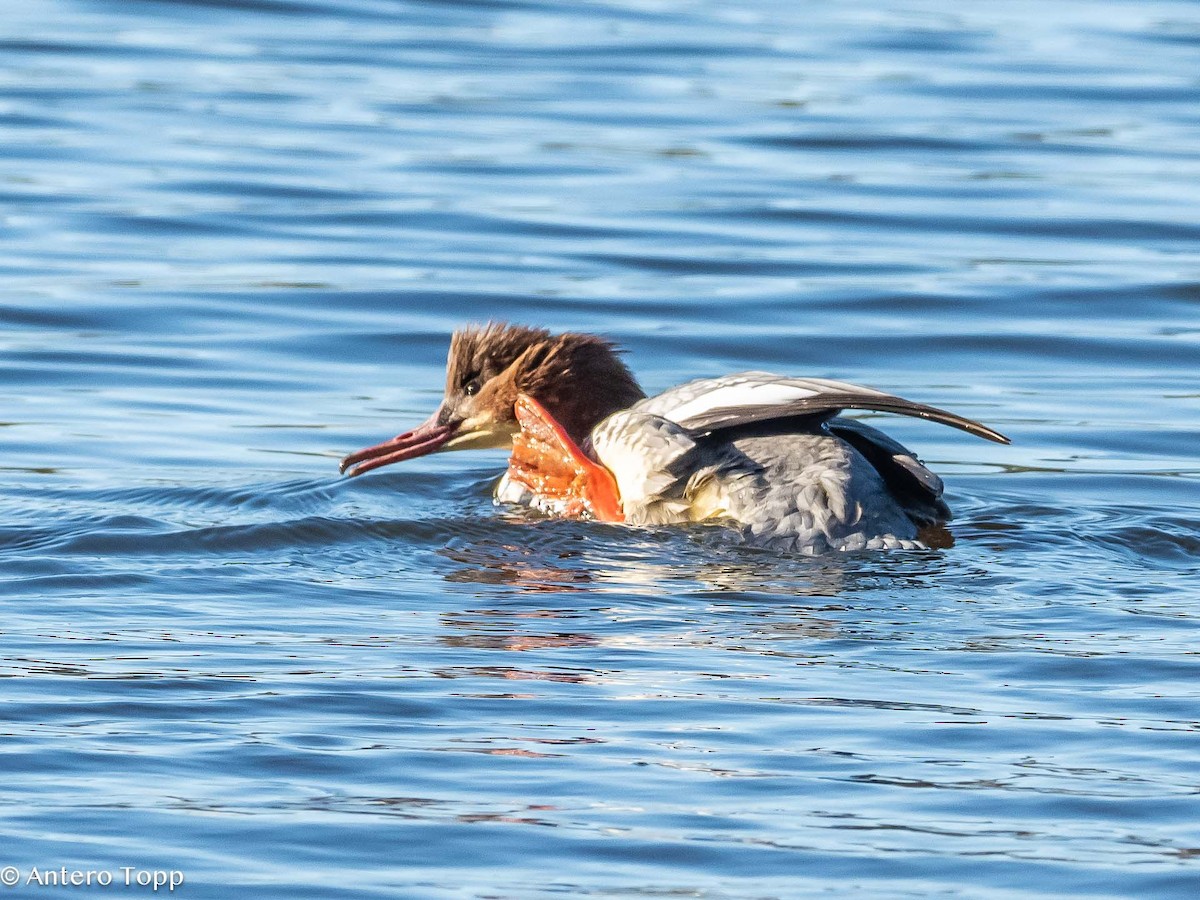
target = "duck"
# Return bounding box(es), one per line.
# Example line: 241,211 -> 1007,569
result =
340,323 -> 1009,553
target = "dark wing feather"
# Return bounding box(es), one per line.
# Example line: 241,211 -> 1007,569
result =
680,391 -> 1010,445
827,418 -> 951,527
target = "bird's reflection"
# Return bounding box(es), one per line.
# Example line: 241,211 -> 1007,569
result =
433,523 -> 955,685
437,522 -> 897,597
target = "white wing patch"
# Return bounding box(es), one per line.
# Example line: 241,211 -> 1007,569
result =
634,372 -> 890,426
590,411 -> 697,508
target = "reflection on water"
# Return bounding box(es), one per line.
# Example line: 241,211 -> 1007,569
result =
441,526 -> 879,597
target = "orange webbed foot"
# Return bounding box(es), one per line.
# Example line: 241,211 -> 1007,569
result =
509,394 -> 624,523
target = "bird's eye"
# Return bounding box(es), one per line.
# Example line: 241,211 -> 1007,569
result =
464,378 -> 481,397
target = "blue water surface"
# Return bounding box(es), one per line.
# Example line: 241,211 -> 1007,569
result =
2,0 -> 1199,896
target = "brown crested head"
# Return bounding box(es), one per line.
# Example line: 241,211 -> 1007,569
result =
442,322 -> 645,445
340,322 -> 644,476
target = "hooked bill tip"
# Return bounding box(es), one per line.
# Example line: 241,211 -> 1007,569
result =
338,419 -> 456,478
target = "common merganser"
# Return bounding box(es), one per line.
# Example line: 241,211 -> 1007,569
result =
341,323 -> 1009,553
